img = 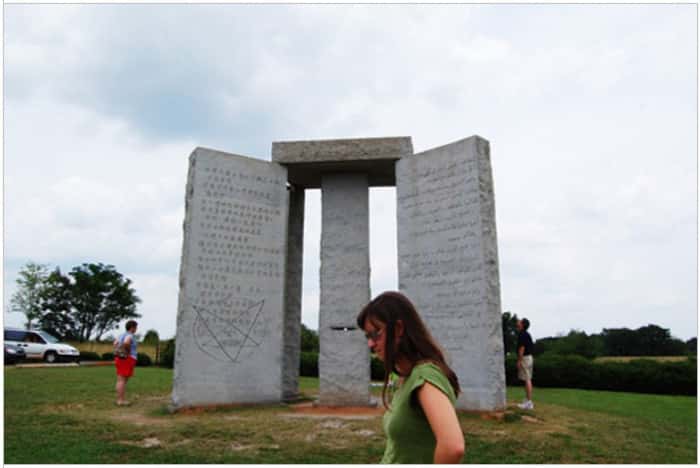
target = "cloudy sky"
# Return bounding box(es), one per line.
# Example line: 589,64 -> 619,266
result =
3,4 -> 697,341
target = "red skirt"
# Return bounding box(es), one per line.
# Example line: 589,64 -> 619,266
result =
115,356 -> 136,377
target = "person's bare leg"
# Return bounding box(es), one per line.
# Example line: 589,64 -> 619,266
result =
525,379 -> 533,402
116,376 -> 127,404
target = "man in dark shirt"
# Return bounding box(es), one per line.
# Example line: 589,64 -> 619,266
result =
516,318 -> 534,410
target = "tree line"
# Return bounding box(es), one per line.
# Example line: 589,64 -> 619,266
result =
502,311 -> 696,358
303,315 -> 695,359
10,261 -> 141,342
12,259 -> 693,357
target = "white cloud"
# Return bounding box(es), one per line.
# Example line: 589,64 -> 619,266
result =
3,4 -> 697,343
127,272 -> 180,340
5,95 -> 193,268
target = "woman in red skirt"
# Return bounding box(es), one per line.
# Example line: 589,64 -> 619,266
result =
114,320 -> 138,406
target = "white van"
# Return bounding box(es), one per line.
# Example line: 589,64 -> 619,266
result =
4,328 -> 80,363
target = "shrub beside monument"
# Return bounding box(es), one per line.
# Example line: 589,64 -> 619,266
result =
505,354 -> 696,395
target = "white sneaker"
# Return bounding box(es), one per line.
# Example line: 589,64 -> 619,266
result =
518,400 -> 534,410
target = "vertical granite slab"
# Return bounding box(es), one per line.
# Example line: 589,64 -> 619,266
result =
282,186 -> 304,401
319,173 -> 371,406
396,136 -> 506,411
172,147 -> 289,408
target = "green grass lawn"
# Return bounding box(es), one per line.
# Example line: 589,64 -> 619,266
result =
4,366 -> 697,463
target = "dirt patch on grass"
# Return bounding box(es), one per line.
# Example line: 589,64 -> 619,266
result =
230,442 -> 280,452
173,402 -> 273,415
46,403 -> 85,412
280,413 -> 376,420
229,441 -> 257,451
119,437 -> 162,448
222,414 -> 248,421
106,398 -> 574,457
140,394 -> 171,402
172,438 -> 192,447
459,402 -> 576,442
111,411 -> 179,426
458,409 -> 506,421
289,402 -> 384,417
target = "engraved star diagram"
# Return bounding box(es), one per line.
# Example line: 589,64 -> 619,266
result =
190,298 -> 265,363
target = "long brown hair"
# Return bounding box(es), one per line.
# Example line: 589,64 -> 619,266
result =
356,291 -> 460,408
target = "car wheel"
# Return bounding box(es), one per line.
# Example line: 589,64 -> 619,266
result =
44,351 -> 58,363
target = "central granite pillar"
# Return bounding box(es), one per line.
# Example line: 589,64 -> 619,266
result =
319,173 -> 371,406
272,137 -> 413,407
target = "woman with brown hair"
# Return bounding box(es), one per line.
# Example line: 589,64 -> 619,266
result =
357,291 -> 465,464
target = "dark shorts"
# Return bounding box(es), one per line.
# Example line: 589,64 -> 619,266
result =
115,356 -> 136,377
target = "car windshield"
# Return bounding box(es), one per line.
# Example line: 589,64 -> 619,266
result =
37,331 -> 60,343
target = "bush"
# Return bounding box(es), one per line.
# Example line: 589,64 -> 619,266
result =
159,339 -> 175,368
505,354 -> 696,395
301,325 -> 319,352
78,351 -> 102,361
101,352 -> 152,366
300,351 -> 318,377
371,355 -> 385,381
142,329 -> 160,345
298,352 -> 383,380
136,352 -> 152,367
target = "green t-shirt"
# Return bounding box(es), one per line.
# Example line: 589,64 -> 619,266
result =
380,362 -> 457,464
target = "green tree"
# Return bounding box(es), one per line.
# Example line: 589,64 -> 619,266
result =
10,262 -> 50,329
635,324 -> 671,356
501,311 -> 519,355
602,325 -> 686,356
142,329 -> 160,344
550,330 -> 604,359
533,336 -> 559,356
69,263 -> 141,342
301,324 -> 319,352
601,327 -> 637,356
587,333 -> 606,358
686,337 -> 697,355
160,338 -> 176,368
38,267 -> 77,340
38,263 -> 141,342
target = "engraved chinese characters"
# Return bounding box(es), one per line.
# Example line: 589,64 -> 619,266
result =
396,136 -> 506,411
172,148 -> 289,408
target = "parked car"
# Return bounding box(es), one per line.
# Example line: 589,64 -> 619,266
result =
4,342 -> 26,365
4,328 -> 80,363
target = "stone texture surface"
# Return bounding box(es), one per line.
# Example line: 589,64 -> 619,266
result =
319,173 -> 371,406
282,187 -> 304,401
272,137 -> 412,163
271,137 -> 413,188
396,136 -> 506,411
172,147 -> 289,408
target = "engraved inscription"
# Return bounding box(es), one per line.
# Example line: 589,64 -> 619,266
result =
398,138 -> 505,410
398,149 -> 485,355
188,156 -> 287,364
189,295 -> 265,363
